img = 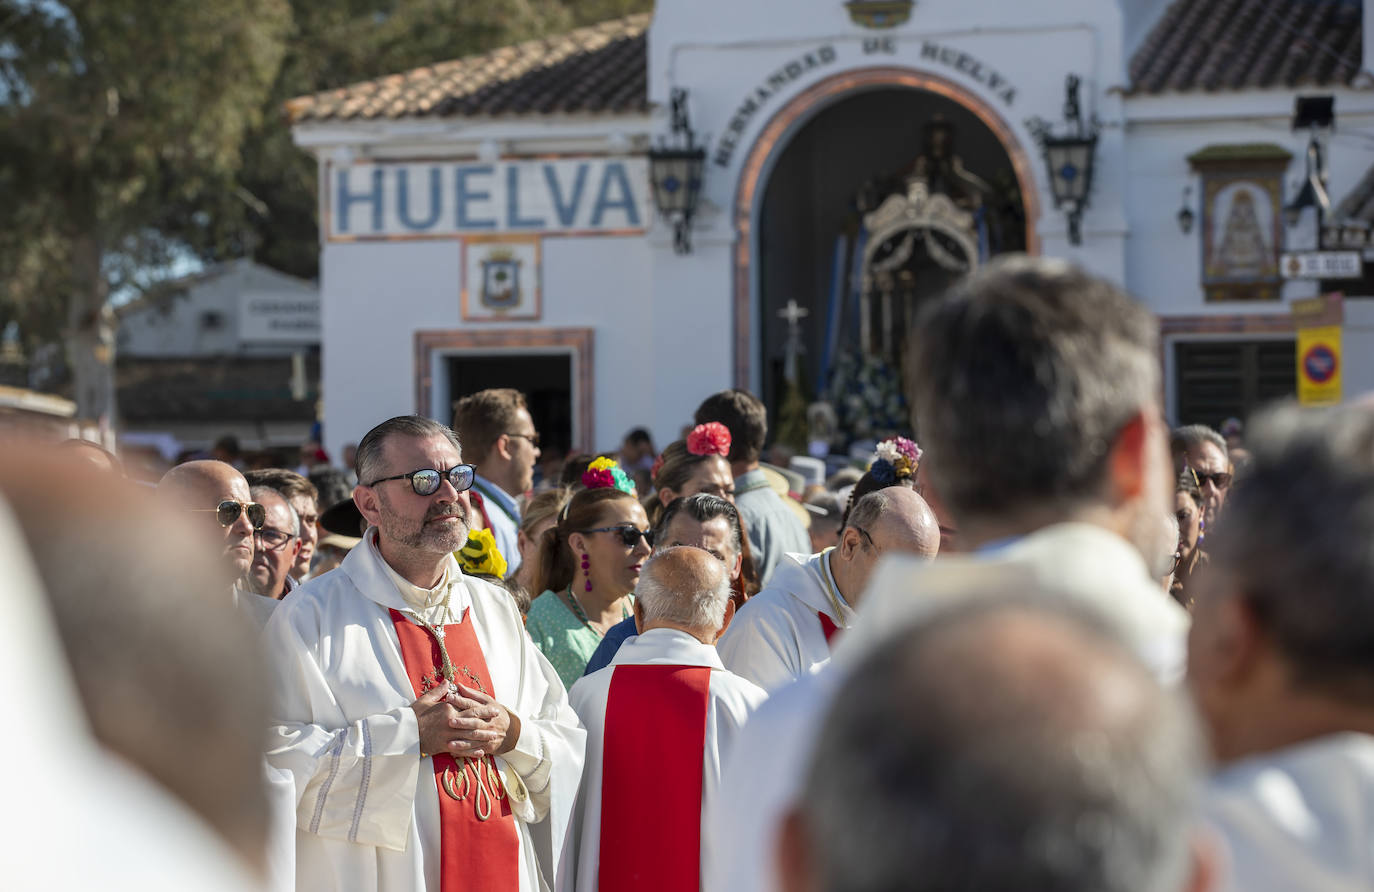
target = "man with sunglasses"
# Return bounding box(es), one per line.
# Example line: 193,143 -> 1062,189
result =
263,415 -> 584,892
245,486 -> 302,601
718,487 -> 940,693
157,459 -> 276,629
1171,424 -> 1231,529
454,388 -> 541,575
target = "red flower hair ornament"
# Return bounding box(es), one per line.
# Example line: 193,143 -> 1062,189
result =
686,422 -> 732,457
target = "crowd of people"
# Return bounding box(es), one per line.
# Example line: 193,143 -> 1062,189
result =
6,254 -> 1373,891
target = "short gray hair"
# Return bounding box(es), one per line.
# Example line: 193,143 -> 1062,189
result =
909,256 -> 1158,522
355,415 -> 463,486
636,546 -> 731,631
1208,403 -> 1374,693
801,596 -> 1205,892
1170,424 -> 1228,460
843,488 -> 891,535
250,486 -> 300,537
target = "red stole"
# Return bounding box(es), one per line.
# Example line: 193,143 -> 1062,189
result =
818,612 -> 840,648
598,664 -> 712,892
390,608 -> 520,892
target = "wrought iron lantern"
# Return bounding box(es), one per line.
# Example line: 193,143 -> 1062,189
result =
1027,75 -> 1101,245
1177,186 -> 1195,234
648,88 -> 707,255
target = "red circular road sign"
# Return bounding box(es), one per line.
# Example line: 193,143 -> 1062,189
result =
1302,343 -> 1339,384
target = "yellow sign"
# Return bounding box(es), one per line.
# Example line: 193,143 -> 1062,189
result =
1296,325 -> 1342,406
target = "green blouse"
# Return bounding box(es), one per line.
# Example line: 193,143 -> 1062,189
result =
526,589 -> 630,691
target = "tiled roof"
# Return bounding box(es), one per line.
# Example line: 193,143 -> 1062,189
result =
1130,0 -> 1363,94
285,14 -> 649,123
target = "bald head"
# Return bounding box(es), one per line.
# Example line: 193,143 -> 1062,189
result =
834,487 -> 941,607
636,545 -> 732,640
792,598 -> 1205,892
159,460 -> 255,585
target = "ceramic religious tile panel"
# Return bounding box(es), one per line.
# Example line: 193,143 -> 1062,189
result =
460,236 -> 542,322
1188,144 -> 1293,303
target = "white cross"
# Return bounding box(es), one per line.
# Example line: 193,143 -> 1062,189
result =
778,299 -> 810,326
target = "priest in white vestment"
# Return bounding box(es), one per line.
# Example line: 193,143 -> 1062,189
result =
707,257 -> 1192,892
1187,405 -> 1374,892
716,487 -> 938,691
561,547 -> 766,892
264,416 -> 584,892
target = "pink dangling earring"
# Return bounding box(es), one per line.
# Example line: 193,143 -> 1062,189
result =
581,553 -> 592,592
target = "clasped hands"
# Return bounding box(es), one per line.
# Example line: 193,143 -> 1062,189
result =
411,683 -> 521,760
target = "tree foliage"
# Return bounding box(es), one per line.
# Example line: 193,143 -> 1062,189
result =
0,0 -> 651,416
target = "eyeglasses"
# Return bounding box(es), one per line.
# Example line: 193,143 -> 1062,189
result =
852,526 -> 877,549
1169,549 -> 1184,575
506,431 -> 540,447
1194,470 -> 1233,491
255,527 -> 297,551
364,464 -> 476,496
582,525 -> 654,549
192,500 -> 266,530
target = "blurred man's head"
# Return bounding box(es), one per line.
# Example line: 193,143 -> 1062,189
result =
452,388 -> 540,496
831,487 -> 940,607
4,450 -> 271,872
157,460 -> 262,587
1190,404 -> 1374,764
780,597 -> 1212,892
910,256 -> 1170,558
633,546 -> 733,643
803,492 -> 843,553
1171,425 -> 1230,528
694,389 -> 768,471
246,487 -> 300,599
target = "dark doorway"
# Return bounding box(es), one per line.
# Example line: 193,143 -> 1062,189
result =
447,353 -> 573,457
1175,339 -> 1296,427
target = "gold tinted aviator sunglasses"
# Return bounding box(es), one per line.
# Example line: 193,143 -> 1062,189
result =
192,499 -> 266,530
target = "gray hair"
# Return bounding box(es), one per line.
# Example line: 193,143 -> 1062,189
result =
800,595 -> 1205,892
1208,403 -> 1374,693
636,546 -> 731,632
355,415 -> 463,486
843,488 -> 891,535
653,493 -> 743,561
909,256 -> 1158,522
250,485 -> 300,537
1170,424 -> 1228,460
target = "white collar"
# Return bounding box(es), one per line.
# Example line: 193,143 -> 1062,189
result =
341,527 -> 469,623
609,627 -> 724,670
771,550 -> 856,626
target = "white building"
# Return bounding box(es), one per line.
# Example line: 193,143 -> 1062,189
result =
116,259 -> 321,450
287,0 -> 1374,461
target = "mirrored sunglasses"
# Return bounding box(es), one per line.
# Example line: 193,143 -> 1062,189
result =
366,464 -> 476,496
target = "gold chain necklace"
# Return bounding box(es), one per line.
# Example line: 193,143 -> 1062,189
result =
564,585 -> 630,637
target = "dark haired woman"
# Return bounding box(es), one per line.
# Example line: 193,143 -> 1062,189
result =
527,459 -> 651,687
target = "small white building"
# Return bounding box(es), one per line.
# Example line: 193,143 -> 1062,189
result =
116,259 -> 322,450
287,0 -> 1374,461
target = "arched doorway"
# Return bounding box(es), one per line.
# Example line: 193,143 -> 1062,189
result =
732,68 -> 1039,444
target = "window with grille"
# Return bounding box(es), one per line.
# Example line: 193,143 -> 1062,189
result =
1174,339 -> 1295,428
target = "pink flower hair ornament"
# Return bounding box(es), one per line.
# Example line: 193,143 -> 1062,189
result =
582,456 -> 637,495
686,422 -> 732,457
870,437 -> 922,485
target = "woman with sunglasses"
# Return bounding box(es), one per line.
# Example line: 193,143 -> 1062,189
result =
527,459 -> 652,688
1170,468 -> 1208,610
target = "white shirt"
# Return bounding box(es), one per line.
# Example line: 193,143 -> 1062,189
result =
560,628 -> 767,892
473,474 -> 523,574
263,528 -> 586,891
1206,733 -> 1374,892
707,523 -> 1191,892
716,550 -> 854,692
233,585 -> 279,631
